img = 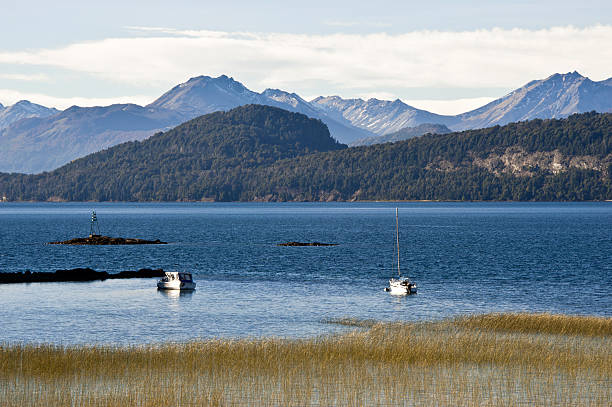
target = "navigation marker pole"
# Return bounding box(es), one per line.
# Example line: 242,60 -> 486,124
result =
89,210 -> 101,237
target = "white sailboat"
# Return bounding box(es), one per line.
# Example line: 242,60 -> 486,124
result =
385,208 -> 417,295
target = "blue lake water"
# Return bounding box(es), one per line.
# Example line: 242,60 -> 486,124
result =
0,202 -> 610,345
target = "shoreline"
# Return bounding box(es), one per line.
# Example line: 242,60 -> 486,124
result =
0,312 -> 608,346
1,199 -> 612,203
0,268 -> 165,284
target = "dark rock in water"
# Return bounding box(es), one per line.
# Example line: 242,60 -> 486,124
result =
113,268 -> 166,279
0,268 -> 166,284
49,235 -> 167,245
54,267 -> 108,281
277,241 -> 338,246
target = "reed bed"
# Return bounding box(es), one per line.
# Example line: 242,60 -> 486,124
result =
1,313 -> 610,406
457,312 -> 612,337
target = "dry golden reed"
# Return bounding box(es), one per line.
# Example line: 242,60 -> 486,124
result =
1,313 -> 610,406
457,312 -> 612,337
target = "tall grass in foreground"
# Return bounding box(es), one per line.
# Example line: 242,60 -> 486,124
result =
1,313 -> 610,406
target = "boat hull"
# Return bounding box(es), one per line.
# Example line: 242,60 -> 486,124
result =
156,280 -> 196,290
386,278 -> 417,295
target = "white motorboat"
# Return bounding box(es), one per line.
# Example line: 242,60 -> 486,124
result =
384,208 -> 417,295
157,271 -> 196,290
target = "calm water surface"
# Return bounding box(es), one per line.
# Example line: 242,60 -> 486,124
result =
0,202 -> 610,344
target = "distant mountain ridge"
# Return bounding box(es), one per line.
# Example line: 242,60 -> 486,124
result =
349,123 -> 452,146
147,75 -> 374,142
0,75 -> 373,174
1,71 -> 610,174
455,72 -> 612,129
0,100 -> 60,130
0,103 -> 187,174
311,96 -> 459,135
312,72 -> 612,134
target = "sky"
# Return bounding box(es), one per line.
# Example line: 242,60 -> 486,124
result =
1,0 -> 611,115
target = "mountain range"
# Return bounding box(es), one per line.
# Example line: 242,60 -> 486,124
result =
1,71 -> 610,174
312,71 -> 612,134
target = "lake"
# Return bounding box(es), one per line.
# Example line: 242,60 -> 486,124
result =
0,202 -> 610,344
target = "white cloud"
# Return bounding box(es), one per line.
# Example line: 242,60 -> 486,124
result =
0,25 -> 610,113
0,73 -> 49,81
0,89 -> 153,110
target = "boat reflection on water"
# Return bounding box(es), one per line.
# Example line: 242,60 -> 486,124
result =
388,291 -> 418,309
157,289 -> 195,300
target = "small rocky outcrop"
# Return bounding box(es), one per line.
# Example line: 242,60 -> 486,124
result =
49,235 -> 167,245
0,268 -> 166,284
277,241 -> 338,246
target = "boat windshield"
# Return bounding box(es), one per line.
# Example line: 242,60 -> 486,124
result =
178,273 -> 192,281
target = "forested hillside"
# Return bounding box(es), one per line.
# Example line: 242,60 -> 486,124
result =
248,113 -> 611,201
0,105 -> 345,201
0,109 -> 610,201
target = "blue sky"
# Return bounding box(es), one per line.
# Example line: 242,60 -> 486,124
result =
1,1 -> 611,114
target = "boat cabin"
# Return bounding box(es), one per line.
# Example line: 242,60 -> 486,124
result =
160,272 -> 193,282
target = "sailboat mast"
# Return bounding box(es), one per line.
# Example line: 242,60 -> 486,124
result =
396,207 -> 401,278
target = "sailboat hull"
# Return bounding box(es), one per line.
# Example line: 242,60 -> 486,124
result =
386,278 -> 417,295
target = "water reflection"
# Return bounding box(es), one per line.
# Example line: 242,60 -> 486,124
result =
387,293 -> 419,311
157,289 -> 195,300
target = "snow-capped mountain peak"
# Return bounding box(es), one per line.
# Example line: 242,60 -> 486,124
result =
456,71 -> 612,129
311,95 -> 457,134
261,89 -> 306,108
147,75 -> 262,116
0,100 -> 60,130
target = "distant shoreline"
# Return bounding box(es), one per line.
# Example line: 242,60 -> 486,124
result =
0,268 -> 165,284
1,199 -> 611,203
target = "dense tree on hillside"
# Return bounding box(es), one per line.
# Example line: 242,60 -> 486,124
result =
0,109 -> 610,201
